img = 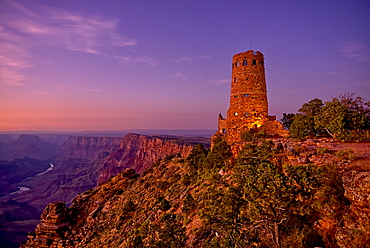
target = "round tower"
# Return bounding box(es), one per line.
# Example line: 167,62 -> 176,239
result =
213,49 -> 287,146
223,50 -> 268,143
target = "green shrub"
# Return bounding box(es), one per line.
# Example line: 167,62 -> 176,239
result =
159,198 -> 171,211
182,193 -> 195,213
182,174 -> 191,186
336,149 -> 355,160
293,144 -> 307,155
241,130 -> 266,142
316,147 -> 329,156
115,188 -> 124,195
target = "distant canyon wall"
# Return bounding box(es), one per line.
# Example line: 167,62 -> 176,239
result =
13,133 -> 198,208
98,133 -> 195,183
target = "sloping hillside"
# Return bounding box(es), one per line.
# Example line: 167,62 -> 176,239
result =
22,138 -> 370,247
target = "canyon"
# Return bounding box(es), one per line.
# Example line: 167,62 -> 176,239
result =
0,132 -> 209,248
20,138 -> 370,247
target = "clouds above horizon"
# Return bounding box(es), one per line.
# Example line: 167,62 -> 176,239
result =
339,41 -> 369,62
0,1 -> 139,87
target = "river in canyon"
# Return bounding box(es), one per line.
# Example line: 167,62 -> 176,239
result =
8,163 -> 55,195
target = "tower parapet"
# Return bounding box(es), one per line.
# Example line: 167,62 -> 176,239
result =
214,50 -> 287,145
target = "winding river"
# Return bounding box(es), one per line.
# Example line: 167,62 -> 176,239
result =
8,163 -> 55,195
22,163 -> 54,182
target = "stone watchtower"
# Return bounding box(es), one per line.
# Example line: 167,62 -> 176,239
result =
214,50 -> 287,145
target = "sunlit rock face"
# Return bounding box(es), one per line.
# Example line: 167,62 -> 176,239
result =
25,201 -> 68,248
60,136 -> 123,159
336,171 -> 370,246
98,133 -> 194,183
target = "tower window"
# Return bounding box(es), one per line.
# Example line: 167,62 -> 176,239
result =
234,95 -> 238,98
222,129 -> 226,134
260,61 -> 264,66
246,78 -> 249,81
234,78 -> 237,82
245,112 -> 249,116
244,94 -> 249,97
243,60 -> 248,66
235,61 -> 240,67
234,112 -> 238,116
252,60 -> 257,65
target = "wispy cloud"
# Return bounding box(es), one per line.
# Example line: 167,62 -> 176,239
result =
114,55 -> 159,66
0,1 -> 139,86
174,55 -> 212,62
173,72 -> 188,80
339,41 -> 370,62
0,26 -> 31,86
319,71 -> 342,75
207,79 -> 230,84
55,84 -> 101,93
32,91 -> 51,95
4,1 -> 136,54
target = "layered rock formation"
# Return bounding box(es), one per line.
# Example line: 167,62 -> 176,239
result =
26,201 -> 68,247
98,133 -> 196,183
60,136 -> 123,159
12,136 -> 124,208
21,140 -> 370,247
11,134 -> 203,209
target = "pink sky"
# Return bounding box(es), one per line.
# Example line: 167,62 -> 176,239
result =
1,0 -> 369,131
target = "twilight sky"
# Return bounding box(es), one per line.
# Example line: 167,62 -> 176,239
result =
1,0 -> 369,131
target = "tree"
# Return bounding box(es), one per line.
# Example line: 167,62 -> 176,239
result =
152,214 -> 187,248
234,144 -> 321,247
298,98 -> 323,116
289,114 -> 315,140
186,143 -> 208,167
280,113 -> 296,130
315,94 -> 369,141
288,98 -> 323,140
204,136 -> 231,170
182,193 -> 195,213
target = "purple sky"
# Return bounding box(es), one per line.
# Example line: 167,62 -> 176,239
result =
1,0 -> 369,131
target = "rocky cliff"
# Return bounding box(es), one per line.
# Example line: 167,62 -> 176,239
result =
98,133 -> 197,183
1,134 -> 206,248
12,136 -> 123,208
60,136 -> 123,159
21,138 -> 370,248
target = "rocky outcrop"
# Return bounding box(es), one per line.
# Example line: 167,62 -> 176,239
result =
98,133 -> 195,183
22,169 -> 140,248
60,136 -> 123,159
20,139 -> 370,248
12,136 -> 123,208
336,171 -> 370,246
26,201 -> 68,248
6,134 -> 207,247
38,134 -> 70,145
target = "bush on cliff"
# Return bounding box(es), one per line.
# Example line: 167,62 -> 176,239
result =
288,93 -> 370,141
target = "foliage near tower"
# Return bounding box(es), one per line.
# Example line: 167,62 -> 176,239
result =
285,93 -> 370,141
